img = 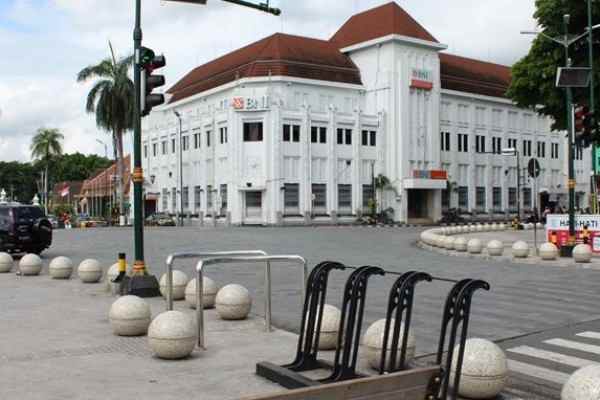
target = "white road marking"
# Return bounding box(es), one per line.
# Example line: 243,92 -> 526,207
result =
545,338 -> 600,356
576,331 -> 600,340
507,359 -> 570,384
508,345 -> 598,368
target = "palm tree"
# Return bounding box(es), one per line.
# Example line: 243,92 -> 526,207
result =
374,174 -> 390,214
31,128 -> 64,214
77,42 -> 134,224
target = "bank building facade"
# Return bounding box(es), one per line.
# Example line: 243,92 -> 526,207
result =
136,2 -> 591,225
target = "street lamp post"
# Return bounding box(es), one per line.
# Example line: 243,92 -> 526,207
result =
588,0 -> 597,214
174,110 -> 184,227
96,138 -> 108,159
501,148 -> 521,222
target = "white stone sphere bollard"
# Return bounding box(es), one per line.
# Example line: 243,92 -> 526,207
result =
454,237 -> 468,252
184,277 -> 219,309
0,252 -> 13,273
512,241 -> 530,258
19,253 -> 42,276
451,338 -> 508,399
476,224 -> 484,232
159,270 -> 189,300
434,235 -> 445,247
444,237 -> 456,250
363,319 -> 416,372
487,240 -> 504,256
314,304 -> 341,350
561,364 -> 600,400
499,223 -> 506,230
78,259 -> 103,283
49,256 -> 74,279
215,284 -> 252,320
539,243 -> 558,261
491,223 -> 498,231
469,225 -> 477,233
109,295 -> 151,336
573,244 -> 593,263
148,311 -> 196,359
467,238 -> 483,254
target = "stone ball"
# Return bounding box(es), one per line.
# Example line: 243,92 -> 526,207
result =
78,259 -> 103,283
363,318 -> 416,372
483,223 -> 490,231
314,304 -> 341,350
441,228 -> 448,236
444,237 -> 456,250
109,295 -> 151,336
454,237 -> 468,252
159,270 -> 189,300
185,277 -> 219,309
148,311 -> 196,359
561,364 -> 600,400
573,244 -> 593,263
469,225 -> 477,233
499,223 -> 506,230
512,241 -> 530,258
487,240 -> 504,256
215,284 -> 252,320
536,222 -> 544,229
467,238 -> 483,254
49,256 -> 74,279
491,223 -> 499,231
0,252 -> 13,273
476,224 -> 484,232
539,242 -> 558,261
451,338 -> 508,399
19,253 -> 42,276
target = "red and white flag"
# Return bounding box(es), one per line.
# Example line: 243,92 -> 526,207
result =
60,186 -> 70,197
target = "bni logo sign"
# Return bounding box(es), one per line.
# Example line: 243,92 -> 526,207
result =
410,68 -> 433,90
232,97 -> 245,110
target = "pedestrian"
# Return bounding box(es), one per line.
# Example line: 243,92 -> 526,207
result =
582,224 -> 591,245
542,206 -> 550,224
550,230 -> 560,248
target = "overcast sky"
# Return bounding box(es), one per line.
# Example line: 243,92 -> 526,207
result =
0,0 -> 537,162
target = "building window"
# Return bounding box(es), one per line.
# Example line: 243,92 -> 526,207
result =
492,187 -> 501,211
440,131 -> 450,151
475,135 -> 486,153
362,130 -> 368,146
507,138 -> 517,151
171,138 -> 176,153
194,186 -> 201,211
284,183 -> 300,214
143,144 -> 148,158
243,122 -> 263,142
475,187 -> 486,210
537,141 -> 546,158
283,125 -> 291,142
362,130 -> 376,147
522,139 -> 532,157
206,130 -> 211,147
458,186 -> 468,210
182,186 -> 189,210
337,128 -> 344,144
370,131 -> 376,146
575,145 -> 583,160
161,141 -> 167,155
162,188 -> 168,211
441,189 -> 450,210
193,132 -> 200,149
153,143 -> 158,157
283,124 -> 300,143
293,125 -> 300,142
338,184 -> 352,213
312,184 -> 327,213
206,185 -> 213,212
319,127 -> 327,143
492,137 -> 502,154
457,133 -> 468,153
522,187 -> 532,209
508,187 -> 517,210
311,127 -> 318,143
345,129 -> 352,145
220,184 -> 227,215
171,187 -> 177,211
362,184 -> 374,211
219,127 -> 228,144
182,136 -> 189,151
551,143 -> 559,159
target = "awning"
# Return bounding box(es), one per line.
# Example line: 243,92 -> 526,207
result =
403,178 -> 447,190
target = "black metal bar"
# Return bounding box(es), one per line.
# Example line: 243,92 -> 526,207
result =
321,265 -> 385,383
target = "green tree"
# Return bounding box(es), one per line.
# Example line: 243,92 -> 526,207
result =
30,128 -> 64,214
0,161 -> 37,203
77,42 -> 134,223
507,0 -> 599,130
53,153 -> 112,182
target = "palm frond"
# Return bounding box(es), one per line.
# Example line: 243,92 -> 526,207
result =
76,59 -> 113,82
85,80 -> 112,114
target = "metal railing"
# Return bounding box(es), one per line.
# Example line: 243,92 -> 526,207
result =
195,255 -> 308,349
165,250 -> 268,311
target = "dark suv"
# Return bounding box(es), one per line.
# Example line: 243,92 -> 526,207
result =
0,204 -> 53,254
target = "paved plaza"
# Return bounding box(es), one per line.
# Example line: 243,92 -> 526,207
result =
2,225 -> 600,399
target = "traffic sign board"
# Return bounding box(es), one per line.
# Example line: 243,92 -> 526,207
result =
528,158 -> 541,178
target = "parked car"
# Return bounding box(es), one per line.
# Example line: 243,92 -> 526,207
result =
145,213 -> 176,227
0,204 -> 53,254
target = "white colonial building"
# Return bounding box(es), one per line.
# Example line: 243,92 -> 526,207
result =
137,2 -> 591,225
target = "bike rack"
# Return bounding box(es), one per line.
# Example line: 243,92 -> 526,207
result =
195,255 -> 308,349
164,250 -> 268,311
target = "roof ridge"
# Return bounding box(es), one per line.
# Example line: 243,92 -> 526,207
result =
440,52 -> 511,69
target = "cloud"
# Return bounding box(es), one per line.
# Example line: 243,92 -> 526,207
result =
1,0 -> 537,162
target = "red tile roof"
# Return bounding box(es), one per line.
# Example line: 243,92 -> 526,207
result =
330,2 -> 438,49
81,155 -> 131,197
439,53 -> 511,98
167,33 -> 362,103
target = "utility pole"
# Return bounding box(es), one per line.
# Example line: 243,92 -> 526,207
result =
174,111 -> 184,227
564,14 -> 577,251
588,0 -> 597,213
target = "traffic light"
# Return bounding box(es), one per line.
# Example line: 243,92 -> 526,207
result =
140,47 -> 166,117
574,105 -> 592,147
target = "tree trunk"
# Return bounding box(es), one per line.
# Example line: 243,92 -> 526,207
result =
44,164 -> 49,215
116,131 -> 125,225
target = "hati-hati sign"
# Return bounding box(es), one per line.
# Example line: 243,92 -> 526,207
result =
232,96 -> 270,112
546,214 -> 600,253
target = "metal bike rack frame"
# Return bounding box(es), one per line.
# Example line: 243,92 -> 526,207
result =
195,255 -> 308,349
165,250 -> 268,311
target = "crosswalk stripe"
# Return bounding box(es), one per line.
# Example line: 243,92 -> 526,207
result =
507,345 -> 598,368
545,338 -> 600,355
577,331 -> 600,340
507,359 -> 570,384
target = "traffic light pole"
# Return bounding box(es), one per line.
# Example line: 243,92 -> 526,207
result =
132,0 -> 146,274
588,0 -> 597,214
565,16 -> 577,250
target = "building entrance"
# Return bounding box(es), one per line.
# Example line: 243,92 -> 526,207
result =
244,191 -> 263,224
407,189 -> 434,223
